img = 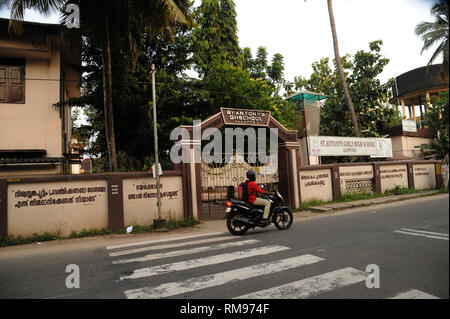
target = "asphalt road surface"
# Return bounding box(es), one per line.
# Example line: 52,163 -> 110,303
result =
0,194 -> 448,300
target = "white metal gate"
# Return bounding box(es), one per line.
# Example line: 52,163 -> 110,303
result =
201,153 -> 279,219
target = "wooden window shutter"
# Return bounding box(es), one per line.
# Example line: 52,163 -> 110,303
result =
8,66 -> 25,103
0,66 -> 6,102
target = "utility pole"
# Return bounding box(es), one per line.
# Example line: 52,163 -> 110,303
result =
152,64 -> 165,230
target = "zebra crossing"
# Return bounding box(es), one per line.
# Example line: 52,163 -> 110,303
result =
106,232 -> 440,299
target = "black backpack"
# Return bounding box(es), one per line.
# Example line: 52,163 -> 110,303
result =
238,180 -> 250,202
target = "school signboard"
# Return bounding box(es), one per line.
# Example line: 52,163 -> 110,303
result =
308,136 -> 378,157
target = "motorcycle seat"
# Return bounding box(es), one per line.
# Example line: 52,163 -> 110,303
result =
230,199 -> 264,211
231,199 -> 251,208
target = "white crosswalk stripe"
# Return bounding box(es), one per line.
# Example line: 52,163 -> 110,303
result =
400,228 -> 449,238
235,267 -> 366,299
112,239 -> 260,264
124,254 -> 324,299
394,229 -> 449,241
109,235 -> 239,257
120,245 -> 290,280
106,232 -> 226,250
390,289 -> 440,299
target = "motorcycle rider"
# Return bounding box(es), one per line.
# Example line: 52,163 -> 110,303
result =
245,170 -> 275,224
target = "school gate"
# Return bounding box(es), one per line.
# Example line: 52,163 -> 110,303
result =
173,108 -> 302,220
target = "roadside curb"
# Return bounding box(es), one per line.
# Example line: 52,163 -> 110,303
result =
305,190 -> 445,213
1,191 -> 446,249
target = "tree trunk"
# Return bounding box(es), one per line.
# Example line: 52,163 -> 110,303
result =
327,0 -> 361,137
102,3 -> 118,172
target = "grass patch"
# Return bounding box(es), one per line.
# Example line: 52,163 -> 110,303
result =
0,217 -> 200,247
0,232 -> 61,247
297,199 -> 326,211
384,186 -> 417,196
166,217 -> 201,230
295,187 -> 442,213
336,191 -> 384,203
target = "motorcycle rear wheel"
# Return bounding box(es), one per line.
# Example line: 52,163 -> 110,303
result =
227,213 -> 249,236
273,208 -> 293,230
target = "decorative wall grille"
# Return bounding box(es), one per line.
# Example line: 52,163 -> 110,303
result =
343,179 -> 374,194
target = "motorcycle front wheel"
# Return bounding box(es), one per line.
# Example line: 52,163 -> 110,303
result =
226,213 -> 249,236
273,208 -> 293,230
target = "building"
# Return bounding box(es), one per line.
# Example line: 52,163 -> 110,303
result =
0,18 -> 81,176
387,64 -> 448,160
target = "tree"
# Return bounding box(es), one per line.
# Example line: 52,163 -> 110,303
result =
267,53 -> 285,96
252,46 -> 269,80
295,41 -> 400,142
326,0 -> 361,137
70,0 -> 192,171
3,0 -> 192,172
241,47 -> 254,72
419,91 -> 449,160
0,0 -> 65,34
415,0 -> 449,79
241,46 -> 287,94
72,0 -> 297,171
192,0 -> 241,75
76,22 -> 197,171
218,0 -> 241,66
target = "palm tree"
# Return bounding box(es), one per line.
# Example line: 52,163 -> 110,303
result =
97,0 -> 192,172
326,0 -> 361,137
1,0 -> 65,34
415,1 -> 449,80
2,0 -> 192,172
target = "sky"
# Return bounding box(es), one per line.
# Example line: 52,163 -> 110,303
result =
234,0 -> 440,84
0,0 -> 441,84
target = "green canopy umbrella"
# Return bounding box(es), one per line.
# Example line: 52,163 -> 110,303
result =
285,90 -> 328,102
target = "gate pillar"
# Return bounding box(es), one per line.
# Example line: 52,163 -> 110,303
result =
178,138 -> 203,220
278,142 -> 301,209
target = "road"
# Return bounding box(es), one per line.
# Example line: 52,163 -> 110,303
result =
0,194 -> 448,301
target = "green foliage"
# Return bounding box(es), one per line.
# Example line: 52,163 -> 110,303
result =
0,218 -> 201,247
72,0 -> 304,170
336,192 -> 382,203
201,62 -> 274,112
415,1 -> 449,79
418,90 -> 449,160
251,46 -> 269,80
166,217 -> 201,230
267,53 -> 285,95
0,0 -> 65,34
294,187 -> 435,213
75,20 -> 197,170
384,185 -> 416,196
297,199 -> 326,211
192,0 -> 242,75
65,0 -> 304,169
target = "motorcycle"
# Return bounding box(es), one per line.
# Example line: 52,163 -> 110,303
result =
224,190 -> 293,235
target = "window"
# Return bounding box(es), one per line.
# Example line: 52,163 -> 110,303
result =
0,60 -> 25,104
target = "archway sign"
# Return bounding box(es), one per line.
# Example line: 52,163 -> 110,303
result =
173,108 -> 302,220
